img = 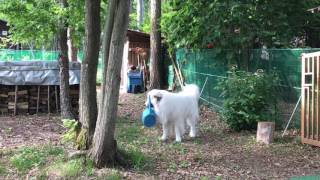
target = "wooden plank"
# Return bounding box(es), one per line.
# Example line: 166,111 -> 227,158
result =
316,56 -> 320,141
55,86 -> 59,113
48,86 -> 50,114
302,137 -> 320,147
312,56 -> 315,139
8,90 -> 28,96
301,55 -> 306,140
14,85 -> 18,116
37,86 -> 40,114
307,86 -> 310,139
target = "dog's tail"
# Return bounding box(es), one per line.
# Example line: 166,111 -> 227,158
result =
181,84 -> 200,99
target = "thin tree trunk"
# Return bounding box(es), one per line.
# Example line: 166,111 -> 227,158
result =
58,0 -> 75,120
89,0 -> 130,167
100,0 -> 117,107
68,28 -> 78,61
79,0 -> 101,148
149,0 -> 161,89
137,0 -> 144,30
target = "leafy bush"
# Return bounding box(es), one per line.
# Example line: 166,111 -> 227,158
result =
217,69 -> 278,131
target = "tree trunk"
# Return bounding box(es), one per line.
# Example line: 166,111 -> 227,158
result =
136,0 -> 144,30
68,28 -> 78,62
100,0 -> 117,107
149,0 -> 161,89
256,121 -> 275,144
89,0 -> 130,167
58,0 -> 75,120
79,0 -> 101,148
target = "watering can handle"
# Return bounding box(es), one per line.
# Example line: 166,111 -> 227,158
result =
148,95 -> 152,109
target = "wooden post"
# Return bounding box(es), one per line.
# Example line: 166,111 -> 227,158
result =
47,86 -> 50,114
36,86 -> 40,114
55,85 -> 59,113
14,85 -> 18,116
256,121 -> 275,144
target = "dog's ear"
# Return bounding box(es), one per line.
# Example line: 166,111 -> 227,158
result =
153,92 -> 163,103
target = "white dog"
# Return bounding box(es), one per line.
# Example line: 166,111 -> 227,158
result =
145,84 -> 200,142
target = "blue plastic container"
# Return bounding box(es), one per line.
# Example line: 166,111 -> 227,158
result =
127,71 -> 144,93
141,96 -> 156,127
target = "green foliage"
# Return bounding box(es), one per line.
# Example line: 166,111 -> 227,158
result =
0,0 -> 85,48
10,146 -> 64,172
48,158 -> 83,177
161,0 -> 320,52
61,119 -> 80,146
216,69 -> 279,131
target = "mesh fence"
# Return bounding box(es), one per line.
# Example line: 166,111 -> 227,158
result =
176,48 -> 320,128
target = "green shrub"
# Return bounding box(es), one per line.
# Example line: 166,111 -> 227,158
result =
61,119 -> 81,146
216,69 -> 278,131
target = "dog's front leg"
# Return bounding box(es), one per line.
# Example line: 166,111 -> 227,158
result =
175,125 -> 182,142
161,123 -> 168,141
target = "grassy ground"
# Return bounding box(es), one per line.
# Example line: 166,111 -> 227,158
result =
0,93 -> 320,179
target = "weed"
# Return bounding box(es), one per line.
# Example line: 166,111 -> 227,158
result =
105,170 -> 122,180
10,147 -> 46,172
122,148 -> 149,171
48,158 -> 83,177
200,176 -> 209,180
0,164 -> 6,175
167,162 -> 177,173
179,160 -> 190,168
10,145 -> 64,173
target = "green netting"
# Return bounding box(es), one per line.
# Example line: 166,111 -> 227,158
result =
176,48 -> 320,128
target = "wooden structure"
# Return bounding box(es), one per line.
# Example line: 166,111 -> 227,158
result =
121,30 -> 150,92
0,85 -> 79,115
0,61 -> 80,115
301,52 -> 320,146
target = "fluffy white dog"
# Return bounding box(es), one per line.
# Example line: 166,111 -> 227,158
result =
145,84 -> 200,142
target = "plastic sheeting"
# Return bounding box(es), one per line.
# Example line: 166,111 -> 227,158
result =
0,61 -> 81,85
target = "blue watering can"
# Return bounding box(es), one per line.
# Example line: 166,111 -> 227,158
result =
141,96 -> 156,127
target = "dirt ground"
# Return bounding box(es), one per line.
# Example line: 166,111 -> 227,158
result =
1,92 -> 320,179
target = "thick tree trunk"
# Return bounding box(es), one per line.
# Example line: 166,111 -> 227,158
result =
136,0 -> 144,30
256,121 -> 275,144
79,0 -> 101,148
58,0 -> 75,120
89,0 -> 130,167
149,0 -> 161,89
100,0 -> 117,107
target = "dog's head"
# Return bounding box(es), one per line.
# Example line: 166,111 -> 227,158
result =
145,89 -> 164,108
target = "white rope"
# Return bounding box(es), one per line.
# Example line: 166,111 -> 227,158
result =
282,95 -> 301,137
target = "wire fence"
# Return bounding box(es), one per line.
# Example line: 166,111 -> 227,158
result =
176,48 -> 320,128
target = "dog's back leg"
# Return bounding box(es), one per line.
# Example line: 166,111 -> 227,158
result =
187,117 -> 197,138
174,120 -> 184,142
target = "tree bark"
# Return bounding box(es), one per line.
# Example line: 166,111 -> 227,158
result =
136,0 -> 144,30
58,0 -> 75,120
68,28 -> 78,62
79,0 -> 101,148
100,0 -> 117,107
89,0 -> 130,167
149,0 -> 161,89
256,121 -> 275,144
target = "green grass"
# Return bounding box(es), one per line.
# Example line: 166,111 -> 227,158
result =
47,158 -> 84,177
0,164 -> 6,175
115,121 -> 152,171
10,145 -> 64,173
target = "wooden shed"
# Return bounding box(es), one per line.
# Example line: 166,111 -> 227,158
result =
121,30 -> 150,92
